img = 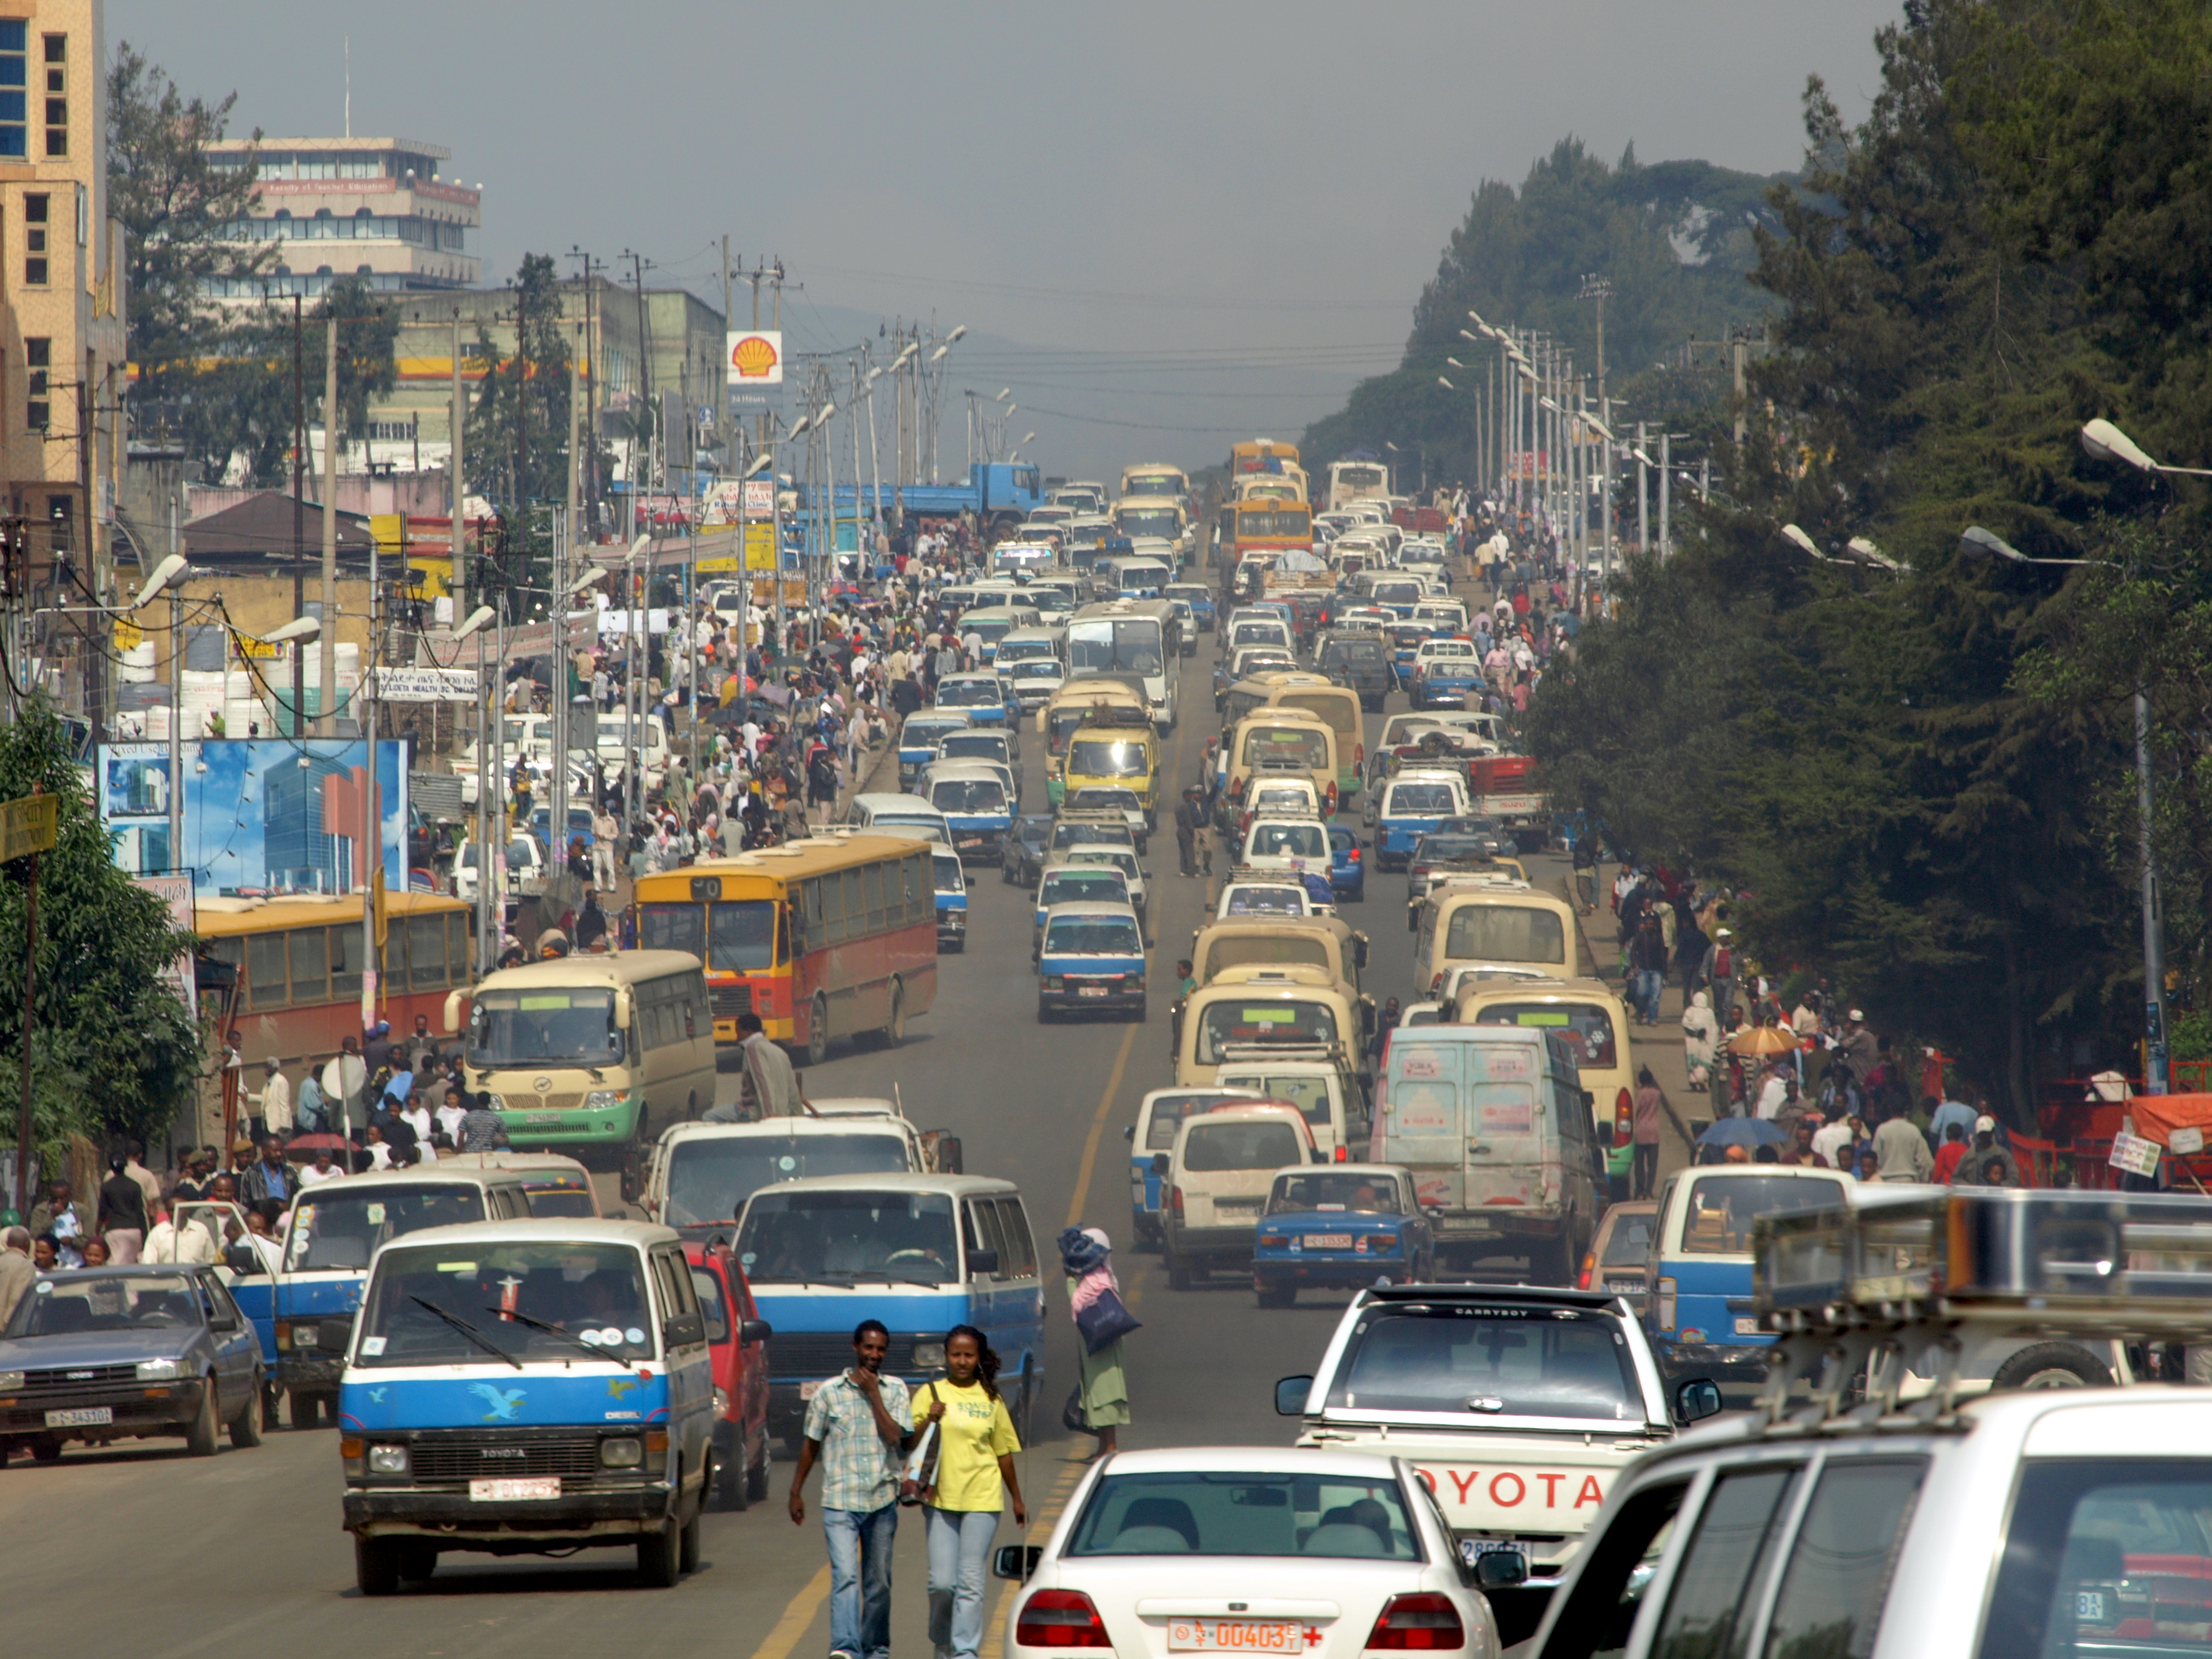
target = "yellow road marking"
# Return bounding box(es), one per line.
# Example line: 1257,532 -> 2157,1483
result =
746,1562 -> 831,1659
1065,1022 -> 1139,1230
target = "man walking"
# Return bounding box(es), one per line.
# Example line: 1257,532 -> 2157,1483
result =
788,1319 -> 914,1659
705,1013 -> 804,1121
1175,786 -> 1206,878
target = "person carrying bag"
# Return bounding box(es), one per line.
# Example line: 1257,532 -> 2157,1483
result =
917,1326 -> 1025,1659
1058,1226 -> 1136,1461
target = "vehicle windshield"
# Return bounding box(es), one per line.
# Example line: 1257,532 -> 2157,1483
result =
1068,849 -> 1139,882
355,1240 -> 655,1367
284,1184 -> 489,1273
1046,917 -> 1143,956
1013,662 -> 1064,683
1388,783 -> 1458,814
1232,622 -> 1289,645
1070,788 -> 1141,813
1470,1002 -> 1620,1068
940,735 -> 1010,762
1681,1174 -> 1851,1255
640,899 -> 775,972
1601,1212 -> 1656,1267
1067,1470 -> 1418,1560
939,680 -> 1004,708
1242,729 -> 1329,771
1143,1093 -> 1247,1150
1068,620 -> 1165,676
1237,510 -> 1313,539
933,854 -> 965,894
1184,1119 -> 1304,1171
931,779 -> 1008,814
1225,887 -> 1308,916
904,720 -> 965,748
1413,835 -> 1496,864
526,1186 -> 597,1218
1116,509 -> 1182,539
736,1190 -> 959,1285
1327,1304 -> 1642,1421
1195,999 -> 1339,1062
1068,739 -> 1149,779
1041,871 -> 1128,907
1325,643 -> 1386,664
1246,822 -> 1327,860
967,618 -> 1013,644
4,1273 -> 207,1336
1444,905 -> 1566,965
1268,1173 -> 1400,1215
1222,1073 -> 1333,1129
1250,787 -> 1314,814
1165,586 -> 1209,604
1053,820 -> 1134,850
1423,642 -> 1475,659
663,1132 -> 912,1227
469,987 -> 622,1066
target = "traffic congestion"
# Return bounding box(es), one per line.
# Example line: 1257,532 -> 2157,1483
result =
6,446 -> 2207,1659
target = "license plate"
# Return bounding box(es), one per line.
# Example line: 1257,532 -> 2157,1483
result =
528,1112 -> 561,1126
1216,1201 -> 1259,1215
959,836 -> 984,848
1733,1316 -> 1761,1335
2076,1589 -> 2108,1623
1304,1233 -> 1354,1249
45,1406 -> 112,1428
1167,1620 -> 1303,1652
470,1477 -> 561,1501
1606,1280 -> 1644,1296
1077,985 -> 1110,998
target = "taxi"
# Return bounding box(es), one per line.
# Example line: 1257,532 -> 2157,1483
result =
934,671 -> 1017,728
1372,769 -> 1472,870
1031,861 -> 1135,953
898,710 -> 973,791
1059,705 -> 1161,825
1409,638 -> 1483,709
1252,1164 -> 1432,1304
1036,900 -> 1147,1021
1175,963 -> 1369,1087
1124,1086 -> 1262,1249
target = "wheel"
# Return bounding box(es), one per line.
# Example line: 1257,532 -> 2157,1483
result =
229,1385 -> 264,1448
746,1438 -> 772,1503
30,1436 -> 62,1464
1168,1253 -> 1195,1291
678,1506 -> 703,1576
185,1380 -> 221,1456
717,1439 -> 750,1510
882,980 -> 906,1048
804,994 -> 830,1066
1014,1362 -> 1036,1445
397,1544 -> 438,1583
637,1517 -> 683,1587
355,1535 -> 402,1597
686,1090 -> 700,1122
1256,1278 -> 1295,1309
1990,1341 -> 2113,1390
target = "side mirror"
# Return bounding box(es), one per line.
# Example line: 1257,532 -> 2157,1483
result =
968,1248 -> 1000,1277
738,1318 -> 773,1345
1472,1546 -> 1529,1590
1675,1378 -> 1723,1425
1274,1374 -> 1314,1416
994,1543 -> 1043,1581
1122,1125 -> 1135,1142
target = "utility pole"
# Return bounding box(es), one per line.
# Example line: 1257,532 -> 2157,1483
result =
720,237 -> 733,477
1731,330 -> 1748,447
1659,432 -> 1671,558
320,313 -> 340,737
360,515 -> 378,1028
451,312 -> 466,632
292,297 -> 306,736
1635,420 -> 1649,556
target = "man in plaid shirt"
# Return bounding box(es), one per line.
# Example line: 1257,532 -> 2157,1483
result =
788,1319 -> 914,1659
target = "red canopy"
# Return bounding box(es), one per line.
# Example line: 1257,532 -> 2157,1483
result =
2119,1093 -> 2212,1148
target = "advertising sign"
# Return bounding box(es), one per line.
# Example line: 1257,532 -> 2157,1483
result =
726,331 -> 783,409
369,667 -> 480,703
132,873 -> 197,1010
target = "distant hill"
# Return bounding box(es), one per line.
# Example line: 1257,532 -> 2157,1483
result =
1302,138 -> 1789,484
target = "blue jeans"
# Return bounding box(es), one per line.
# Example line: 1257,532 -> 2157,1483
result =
823,1503 -> 898,1659
1634,968 -> 1662,1023
925,1506 -> 1000,1659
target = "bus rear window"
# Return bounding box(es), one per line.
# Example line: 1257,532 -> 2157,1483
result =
1443,906 -> 1565,966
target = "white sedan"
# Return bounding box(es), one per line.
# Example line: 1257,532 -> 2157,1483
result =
997,1446 -> 1503,1659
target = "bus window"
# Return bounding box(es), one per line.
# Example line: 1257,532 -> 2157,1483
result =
332,926 -> 362,1000
709,901 -> 776,971
248,933 -> 289,1011
289,927 -> 329,1002
642,902 -> 705,959
409,914 -> 446,990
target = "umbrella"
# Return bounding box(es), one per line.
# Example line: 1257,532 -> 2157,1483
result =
1698,1117 -> 1788,1149
1727,1024 -> 1800,1056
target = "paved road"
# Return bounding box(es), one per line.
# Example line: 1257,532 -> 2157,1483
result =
1,590 -> 1675,1655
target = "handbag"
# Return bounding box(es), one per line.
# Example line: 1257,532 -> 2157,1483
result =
899,1384 -> 940,1506
1074,1287 -> 1142,1355
1062,1384 -> 1092,1436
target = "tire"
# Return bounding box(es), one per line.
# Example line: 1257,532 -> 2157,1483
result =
637,1517 -> 683,1587
686,1090 -> 700,1123
804,995 -> 830,1067
185,1380 -> 221,1457
1168,1252 -> 1195,1291
289,1389 -> 321,1430
30,1436 -> 62,1464
882,980 -> 906,1049
719,1442 -> 750,1512
1989,1342 -> 2113,1391
355,1534 -> 401,1597
746,1438 -> 772,1503
1256,1278 -> 1295,1309
397,1544 -> 438,1583
1014,1362 -> 1036,1446
229,1385 -> 264,1449
1521,1238 -> 1575,1289
679,1506 -> 703,1577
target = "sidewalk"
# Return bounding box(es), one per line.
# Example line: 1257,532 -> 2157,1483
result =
1567,867 -> 1704,1189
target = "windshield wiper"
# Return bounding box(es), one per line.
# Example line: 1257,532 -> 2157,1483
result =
409,1295 -> 523,1370
489,1304 -> 634,1370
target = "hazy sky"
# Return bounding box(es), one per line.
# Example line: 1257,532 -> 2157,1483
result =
114,1 -> 1903,478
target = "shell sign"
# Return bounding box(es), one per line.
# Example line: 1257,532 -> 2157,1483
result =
726,330 -> 783,386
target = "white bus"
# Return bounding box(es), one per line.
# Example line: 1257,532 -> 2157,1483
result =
1118,463 -> 1189,503
1327,458 -> 1392,512
1066,598 -> 1182,732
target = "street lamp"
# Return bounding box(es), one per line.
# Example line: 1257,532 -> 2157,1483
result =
1437,376 -> 1456,390
1964,517 -> 2165,1093
261,615 -> 321,645
2080,419 -> 2212,479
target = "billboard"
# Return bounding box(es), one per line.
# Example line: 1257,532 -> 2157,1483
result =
98,739 -> 410,897
726,330 -> 783,411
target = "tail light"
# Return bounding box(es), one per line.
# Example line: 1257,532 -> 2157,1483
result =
1355,742 -> 1366,771
1657,1277 -> 1678,1332
1614,1088 -> 1634,1150
1365,1593 -> 1464,1651
1016,1589 -> 1110,1649
1347,847 -> 1361,863
1578,1250 -> 1596,1290
1333,1145 -> 1348,1162
1170,1185 -> 1185,1216
1326,782 -> 1339,813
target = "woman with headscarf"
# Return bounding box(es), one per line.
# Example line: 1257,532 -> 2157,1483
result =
1681,990 -> 1718,1092
1057,1227 -> 1130,1460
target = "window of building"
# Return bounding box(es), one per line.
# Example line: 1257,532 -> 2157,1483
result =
0,22 -> 23,159
40,34 -> 61,158
24,335 -> 49,430
23,191 -> 47,286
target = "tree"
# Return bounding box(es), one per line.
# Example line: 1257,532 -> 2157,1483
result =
0,703 -> 201,1171
106,44 -> 271,423
187,276 -> 400,487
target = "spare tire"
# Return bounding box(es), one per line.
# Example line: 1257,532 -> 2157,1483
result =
1989,1341 -> 2111,1391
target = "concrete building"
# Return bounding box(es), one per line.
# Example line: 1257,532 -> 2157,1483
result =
201,135 -> 480,301
0,0 -> 129,722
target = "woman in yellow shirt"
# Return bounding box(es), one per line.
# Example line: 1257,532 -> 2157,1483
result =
919,1325 -> 1027,1659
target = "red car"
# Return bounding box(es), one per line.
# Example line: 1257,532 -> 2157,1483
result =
683,1239 -> 774,1510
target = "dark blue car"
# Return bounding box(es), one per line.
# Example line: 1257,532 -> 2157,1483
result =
1329,826 -> 1366,903
1253,1165 -> 1433,1307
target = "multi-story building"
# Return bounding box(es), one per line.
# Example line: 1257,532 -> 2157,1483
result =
203,135 -> 480,301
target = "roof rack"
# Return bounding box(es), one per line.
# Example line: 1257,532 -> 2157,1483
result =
1748,1186 -> 2212,1427
1076,705 -> 1153,729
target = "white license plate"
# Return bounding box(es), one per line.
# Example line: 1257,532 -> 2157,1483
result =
1733,1316 -> 1761,1335
2076,1589 -> 2108,1623
470,1477 -> 561,1501
959,836 -> 984,848
1303,1233 -> 1355,1249
528,1113 -> 561,1126
1167,1620 -> 1303,1652
1606,1280 -> 1644,1296
1077,985 -> 1110,997
45,1406 -> 112,1428
1216,1202 -> 1260,1216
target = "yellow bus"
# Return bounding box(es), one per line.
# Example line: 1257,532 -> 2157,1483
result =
1228,438 -> 1302,479
1118,463 -> 1190,502
634,834 -> 937,1065
1217,498 -> 1316,566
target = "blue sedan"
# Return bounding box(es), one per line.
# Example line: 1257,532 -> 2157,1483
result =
1328,826 -> 1366,903
1252,1166 -> 1434,1307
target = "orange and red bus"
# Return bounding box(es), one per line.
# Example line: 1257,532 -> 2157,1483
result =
634,833 -> 938,1065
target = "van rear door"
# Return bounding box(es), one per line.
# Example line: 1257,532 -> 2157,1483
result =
1460,1036 -> 1550,1210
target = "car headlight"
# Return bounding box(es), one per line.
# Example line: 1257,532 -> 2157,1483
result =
136,1357 -> 183,1381
367,1444 -> 409,1475
585,1090 -> 624,1110
1044,976 -> 1064,991
0,1369 -> 23,1390
600,1436 -> 643,1467
485,1093 -> 507,1111
912,1341 -> 947,1369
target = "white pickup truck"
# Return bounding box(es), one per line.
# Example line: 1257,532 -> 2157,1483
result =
1276,1282 -> 1714,1599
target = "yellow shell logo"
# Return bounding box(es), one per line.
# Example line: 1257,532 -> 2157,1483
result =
731,336 -> 779,379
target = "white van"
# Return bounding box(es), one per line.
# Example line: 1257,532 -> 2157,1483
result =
1162,1102 -> 1320,1289
1212,1046 -> 1362,1161
642,1112 -> 929,1230
846,792 -> 952,846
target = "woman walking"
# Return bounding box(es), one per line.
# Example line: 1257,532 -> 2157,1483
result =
1060,1227 -> 1131,1460
918,1326 -> 1026,1659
